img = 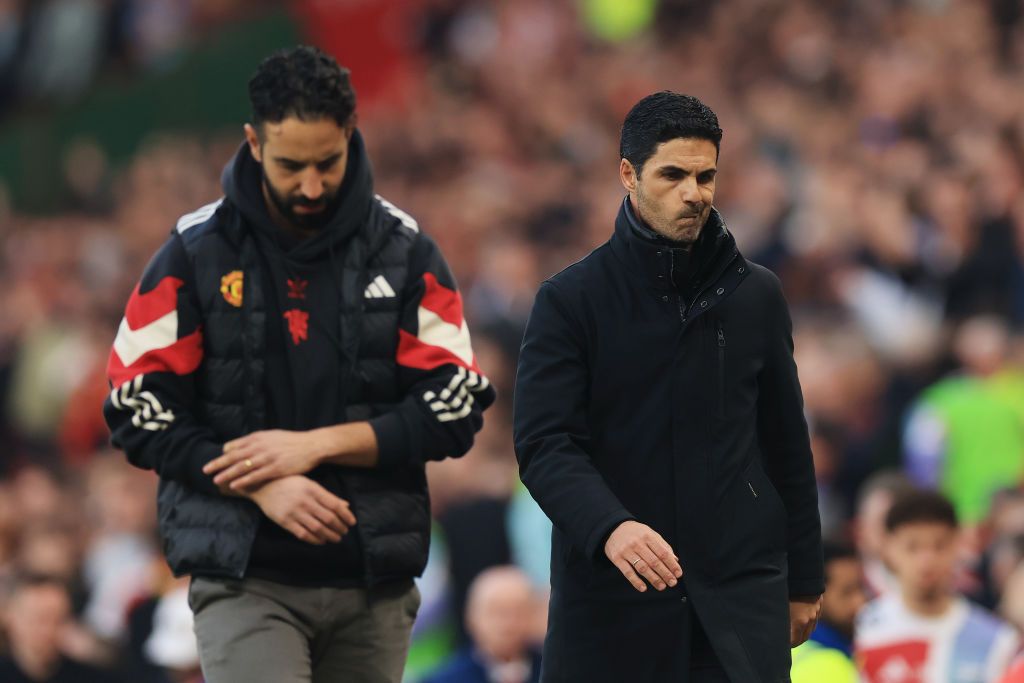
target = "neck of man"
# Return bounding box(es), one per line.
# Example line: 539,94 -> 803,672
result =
901,587 -> 955,618
261,183 -> 318,242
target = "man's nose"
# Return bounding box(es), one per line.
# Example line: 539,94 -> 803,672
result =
679,176 -> 701,204
300,172 -> 325,201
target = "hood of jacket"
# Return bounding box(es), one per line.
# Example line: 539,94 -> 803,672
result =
220,128 -> 375,263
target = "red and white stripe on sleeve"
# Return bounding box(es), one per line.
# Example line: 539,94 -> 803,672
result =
107,276 -> 203,387
396,272 -> 483,376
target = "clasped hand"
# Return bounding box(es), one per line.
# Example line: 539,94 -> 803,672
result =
204,429 -> 322,491
203,431 -> 356,546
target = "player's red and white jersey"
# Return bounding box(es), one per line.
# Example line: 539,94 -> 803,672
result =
855,594 -> 1019,683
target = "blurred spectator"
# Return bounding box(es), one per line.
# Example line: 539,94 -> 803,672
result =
856,490 -> 1018,682
0,573 -> 121,682
903,315 -> 1024,525
79,454 -> 157,643
791,540 -> 866,683
853,470 -> 914,598
420,565 -> 542,683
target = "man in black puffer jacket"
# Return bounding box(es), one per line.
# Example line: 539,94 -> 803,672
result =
103,46 -> 495,683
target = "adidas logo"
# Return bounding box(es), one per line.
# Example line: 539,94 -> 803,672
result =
364,275 -> 396,299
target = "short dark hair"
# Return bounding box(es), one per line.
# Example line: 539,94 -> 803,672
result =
248,45 -> 356,132
885,489 -> 958,532
619,91 -> 722,176
823,539 -> 858,568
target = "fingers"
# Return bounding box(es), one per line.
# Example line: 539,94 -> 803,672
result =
203,450 -> 247,477
212,460 -> 253,486
613,558 -> 649,593
230,465 -> 277,491
636,548 -> 677,590
606,523 -> 683,593
790,613 -> 819,647
304,508 -> 344,543
313,488 -> 357,527
284,516 -> 324,545
653,543 -> 684,579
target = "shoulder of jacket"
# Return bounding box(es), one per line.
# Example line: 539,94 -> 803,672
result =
744,260 -> 782,286
373,194 -> 420,238
173,197 -> 227,249
545,242 -> 612,291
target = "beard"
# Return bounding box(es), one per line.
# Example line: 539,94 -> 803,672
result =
262,171 -> 342,231
636,183 -> 705,244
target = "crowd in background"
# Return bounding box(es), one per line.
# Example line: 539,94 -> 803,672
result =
1,0 -> 1024,680
0,0 -> 280,117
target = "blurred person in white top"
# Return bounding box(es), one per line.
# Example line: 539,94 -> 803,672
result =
856,489 -> 1018,683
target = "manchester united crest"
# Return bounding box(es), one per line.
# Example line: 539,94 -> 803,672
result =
220,270 -> 243,307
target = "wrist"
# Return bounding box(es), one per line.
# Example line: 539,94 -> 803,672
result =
308,427 -> 336,466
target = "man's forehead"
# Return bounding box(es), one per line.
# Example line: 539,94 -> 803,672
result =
650,137 -> 718,167
261,118 -> 349,157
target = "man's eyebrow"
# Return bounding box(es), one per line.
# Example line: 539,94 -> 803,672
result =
273,153 -> 343,166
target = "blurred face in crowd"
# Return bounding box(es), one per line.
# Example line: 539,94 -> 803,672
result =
4,582 -> 70,674
822,557 -> 867,639
620,137 -> 717,244
467,568 -> 536,662
885,522 -> 958,609
244,117 -> 352,232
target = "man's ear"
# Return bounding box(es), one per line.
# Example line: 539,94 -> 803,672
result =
619,158 -> 638,194
244,123 -> 262,163
345,114 -> 359,140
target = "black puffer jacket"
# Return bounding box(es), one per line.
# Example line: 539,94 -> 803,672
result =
104,131 -> 495,582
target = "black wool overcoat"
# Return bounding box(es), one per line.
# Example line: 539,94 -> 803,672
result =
513,199 -> 824,682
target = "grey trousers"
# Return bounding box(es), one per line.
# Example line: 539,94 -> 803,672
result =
188,576 -> 420,683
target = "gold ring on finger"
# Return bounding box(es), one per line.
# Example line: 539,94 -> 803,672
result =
631,558 -> 642,568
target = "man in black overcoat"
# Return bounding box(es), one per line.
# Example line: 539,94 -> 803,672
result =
513,92 -> 824,682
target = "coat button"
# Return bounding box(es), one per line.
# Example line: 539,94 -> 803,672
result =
738,266 -> 745,273
656,251 -> 662,257
658,274 -> 664,279
680,596 -> 688,603
662,295 -> 669,302
716,288 -> 724,295
700,301 -> 708,308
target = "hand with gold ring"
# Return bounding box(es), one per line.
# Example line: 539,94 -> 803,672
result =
603,520 -> 683,593
203,429 -> 325,492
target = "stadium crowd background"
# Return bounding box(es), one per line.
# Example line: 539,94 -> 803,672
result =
0,0 -> 1023,680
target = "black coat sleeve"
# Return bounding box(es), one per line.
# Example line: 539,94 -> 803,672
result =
103,233 -> 223,495
513,281 -> 635,560
369,232 -> 496,467
756,273 -> 824,597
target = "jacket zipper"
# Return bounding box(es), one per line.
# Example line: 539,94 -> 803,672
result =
717,323 -> 726,418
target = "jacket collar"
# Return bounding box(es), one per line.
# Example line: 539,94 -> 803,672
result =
610,197 -> 749,313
